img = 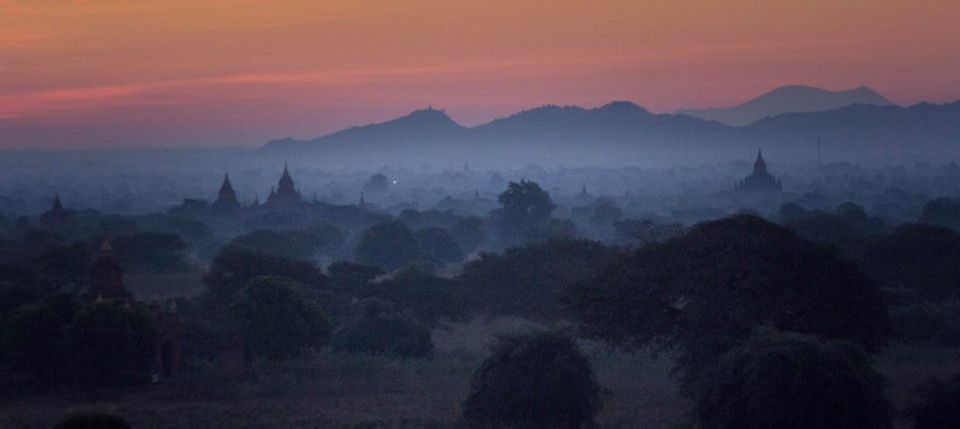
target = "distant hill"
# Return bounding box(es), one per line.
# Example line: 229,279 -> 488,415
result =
262,99 -> 960,168
677,85 -> 892,126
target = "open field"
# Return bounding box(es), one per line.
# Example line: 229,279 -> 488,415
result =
1,317 -> 957,429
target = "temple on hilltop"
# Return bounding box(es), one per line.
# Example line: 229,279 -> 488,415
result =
211,173 -> 241,212
84,237 -> 183,380
266,162 -> 304,208
735,150 -> 782,192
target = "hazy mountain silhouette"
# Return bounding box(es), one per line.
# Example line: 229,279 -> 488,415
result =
677,85 -> 892,126
267,107 -> 464,151
262,97 -> 960,167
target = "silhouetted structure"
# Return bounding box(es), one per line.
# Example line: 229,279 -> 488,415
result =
83,237 -> 183,380
735,150 -> 782,192
266,163 -> 303,207
212,173 -> 241,212
40,194 -> 72,226
85,238 -> 133,302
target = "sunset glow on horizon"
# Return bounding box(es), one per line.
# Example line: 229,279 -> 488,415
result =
2,0 -> 959,148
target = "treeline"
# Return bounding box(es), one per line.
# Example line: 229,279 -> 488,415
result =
5,182 -> 960,427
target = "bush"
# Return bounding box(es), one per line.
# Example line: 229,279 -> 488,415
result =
695,330 -> 892,429
462,331 -> 602,429
55,413 -> 130,429
912,374 -> 960,429
332,299 -> 433,358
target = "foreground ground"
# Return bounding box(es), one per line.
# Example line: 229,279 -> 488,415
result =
1,317 -> 957,429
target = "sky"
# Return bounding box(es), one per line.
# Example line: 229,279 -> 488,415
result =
1,0 -> 959,148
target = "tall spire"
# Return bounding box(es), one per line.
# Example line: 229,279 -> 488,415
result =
753,149 -> 768,174
213,173 -> 240,211
52,194 -> 64,213
267,162 -> 302,207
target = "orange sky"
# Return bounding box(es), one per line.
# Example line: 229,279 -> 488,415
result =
1,0 -> 959,147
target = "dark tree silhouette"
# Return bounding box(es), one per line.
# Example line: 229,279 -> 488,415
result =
231,225 -> 343,261
354,221 -> 422,271
332,298 -> 433,358
912,374 -> 960,429
459,239 -> 614,318
66,301 -> 157,386
921,197 -> 960,231
414,227 -> 463,264
495,180 -> 556,242
451,216 -> 485,253
232,276 -> 331,360
694,330 -> 893,429
566,215 -> 890,391
463,331 -> 602,429
850,224 -> 960,302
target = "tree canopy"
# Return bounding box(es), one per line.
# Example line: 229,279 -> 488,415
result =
566,215 -> 890,389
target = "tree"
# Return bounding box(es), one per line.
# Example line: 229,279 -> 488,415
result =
566,215 -> 890,391
364,173 -> 390,193
66,301 -> 157,386
232,276 -> 331,360
921,198 -> 960,231
459,239 -> 614,318
694,330 -> 892,429
462,331 -> 602,429
414,227 -> 463,264
361,266 -> 464,322
451,216 -> 485,253
111,232 -> 188,273
495,180 -> 556,242
204,244 -> 326,304
354,221 -> 422,271
0,294 -> 78,385
912,374 -> 960,429
332,298 -> 433,358
589,198 -> 624,228
850,224 -> 960,302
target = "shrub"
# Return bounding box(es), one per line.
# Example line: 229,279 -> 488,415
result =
462,331 -> 602,429
694,330 -> 892,429
912,374 -> 960,429
332,299 -> 433,358
54,413 -> 130,429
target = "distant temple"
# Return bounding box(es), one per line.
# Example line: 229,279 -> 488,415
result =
211,174 -> 241,212
86,238 -> 134,302
84,237 -> 183,380
266,163 -> 303,207
40,194 -> 72,226
735,150 -> 782,192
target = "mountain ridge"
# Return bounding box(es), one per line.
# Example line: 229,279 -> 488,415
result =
261,96 -> 960,168
676,85 -> 892,126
